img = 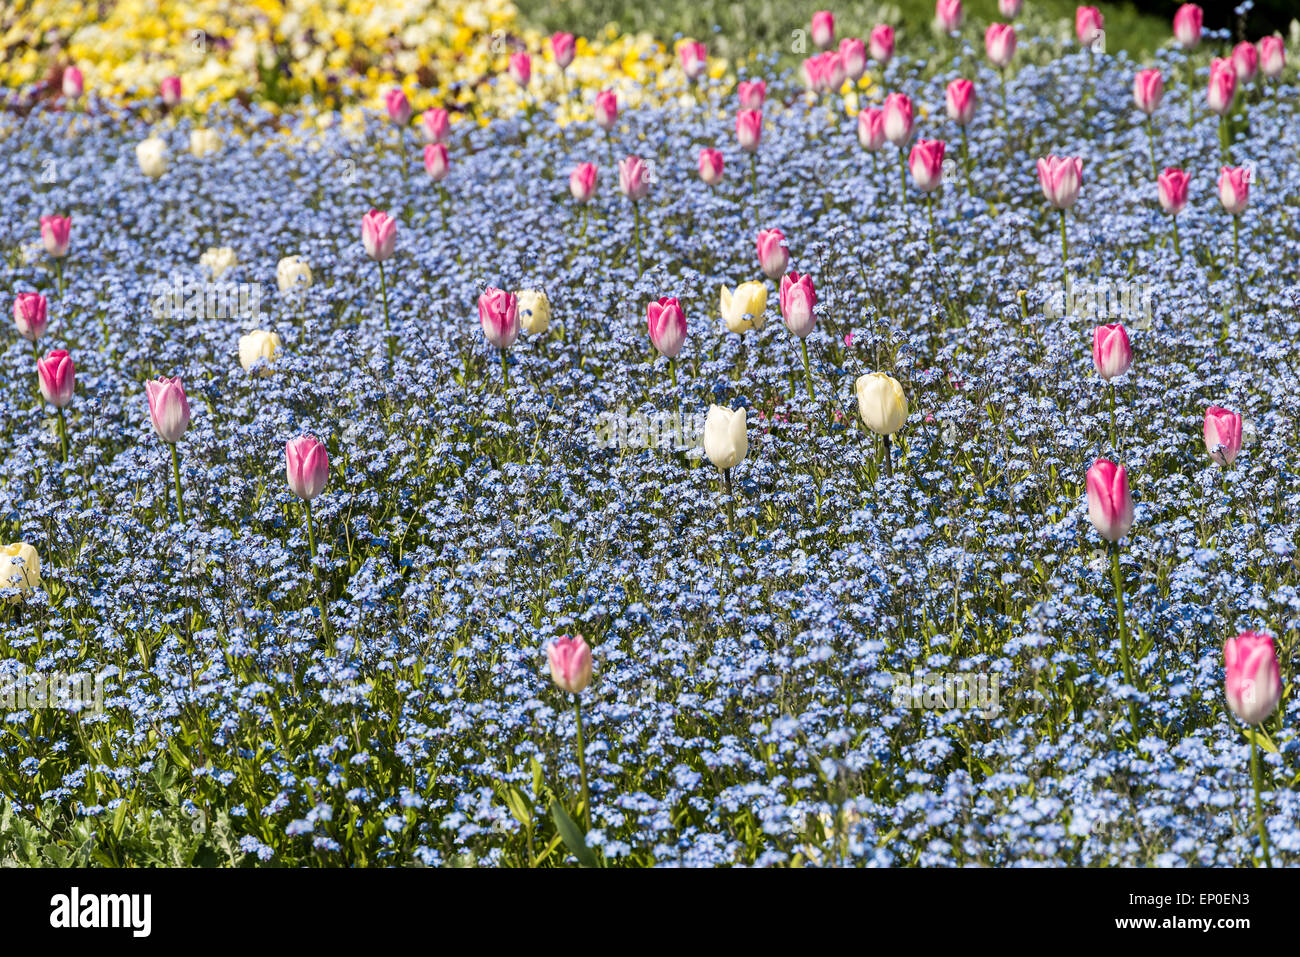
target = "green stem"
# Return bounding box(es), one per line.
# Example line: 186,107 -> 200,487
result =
1232,213 -> 1240,273
632,201 -> 643,275
748,154 -> 760,228
1172,215 -> 1181,259
1186,57 -> 1195,128
56,258 -> 64,298
1110,543 -> 1140,737
1108,381 -> 1117,454
1250,733 -> 1273,868
927,191 -> 936,255
998,68 -> 1008,126
898,147 -> 907,202
1059,208 -> 1070,297
669,358 -> 677,389
1145,116 -> 1158,181
377,259 -> 393,362
56,406 -> 68,463
170,442 -> 186,525
722,468 -> 735,532
500,348 -> 510,391
574,695 -> 591,833
960,124 -> 971,193
800,339 -> 816,400
882,434 -> 894,478
304,497 -> 332,641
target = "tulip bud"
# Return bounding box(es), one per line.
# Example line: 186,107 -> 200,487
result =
13,293 -> 48,341
1133,68 -> 1163,114
160,75 -> 182,107
935,0 -> 964,33
277,255 -> 313,293
548,635 -> 593,694
720,282 -> 768,332
286,435 -> 330,501
1037,154 -> 1083,209
136,136 -> 168,179
40,215 -> 71,258
362,209 -> 397,261
756,228 -> 790,279
1076,6 -> 1104,46
478,287 -> 519,349
1204,406 -> 1243,466
37,349 -> 74,408
594,90 -> 618,131
516,289 -> 551,335
569,162 -> 597,203
189,128 -> 221,158
1157,168 -> 1190,216
1218,166 -> 1249,216
698,148 -> 724,186
1085,458 -> 1133,542
1223,632 -> 1282,725
1,542 -> 41,602
647,297 -> 686,358
145,376 -> 191,444
200,246 -> 237,279
1258,36 -> 1285,80
1231,41 -> 1258,82
869,25 -> 895,64
238,330 -> 282,376
62,65 -> 84,99
882,93 -> 913,147
679,41 -> 708,81
779,272 -> 817,338
999,0 -> 1022,17
1173,3 -> 1202,49
909,139 -> 946,192
985,23 -> 1016,69
856,372 -> 908,435
840,39 -> 866,80
420,108 -> 449,143
423,143 -> 449,182
508,52 -> 532,88
811,11 -> 836,50
1207,58 -> 1236,115
946,79 -> 976,125
736,109 -> 763,152
385,88 -> 412,125
704,405 -> 748,470
551,32 -> 576,70
618,155 -> 650,200
737,80 -> 766,110
857,108 -> 885,151
1092,323 -> 1132,381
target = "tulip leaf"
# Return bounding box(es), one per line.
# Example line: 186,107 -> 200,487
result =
1244,727 -> 1278,754
549,800 -> 598,868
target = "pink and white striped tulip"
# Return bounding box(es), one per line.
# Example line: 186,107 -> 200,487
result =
40,215 -> 71,258
1037,155 -> 1083,209
882,93 -> 913,146
509,52 -> 531,88
286,435 -> 330,501
779,272 -> 817,338
594,89 -> 618,130
361,209 -> 397,261
548,635 -> 593,694
37,349 -> 74,408
385,88 -> 411,125
1224,632 -> 1282,725
1133,69 -> 1163,114
840,38 -> 867,80
1207,58 -> 1236,115
1231,41 -> 1258,82
1203,406 -> 1243,466
1218,166 -> 1250,215
478,287 -> 520,349
935,0 -> 963,33
698,148 -> 724,186
857,108 -> 885,151
647,297 -> 687,358
618,155 -> 650,200
869,25 -> 895,64
13,293 -> 48,341
62,66 -> 83,98
1258,36 -> 1285,80
737,80 -> 766,110
1173,3 -> 1202,49
1158,167 -> 1190,215
1076,6 -> 1104,47
811,11 -> 836,49
736,109 -> 763,152
420,108 -> 449,143
756,228 -> 789,279
145,376 -> 191,444
160,75 -> 182,107
551,32 -> 576,70
1092,323 -> 1132,381
570,162 -> 597,203
1086,458 -> 1134,543
985,23 -> 1016,69
946,79 -> 976,125
909,139 -> 946,191
680,41 -> 708,81
423,143 -> 449,182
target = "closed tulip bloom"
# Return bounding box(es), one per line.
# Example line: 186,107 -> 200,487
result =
935,0 -> 963,33
647,297 -> 687,358
1173,3 -> 1202,49
145,376 -> 191,444
1075,6 -> 1104,46
1207,58 -> 1236,115
679,41 -> 708,80
569,162 -> 597,202
946,79 -> 976,125
136,136 -> 168,178
736,109 -> 763,152
869,24 -> 895,64
189,128 -> 221,157
779,272 -> 817,337
277,255 -> 313,292
857,108 -> 885,151
819,52 -> 846,92
1231,41 -> 1258,82
200,246 -> 237,279
238,330 -> 282,375
909,139 -> 946,191
856,372 -> 907,435
999,0 -> 1022,17
13,292 -> 48,341
1204,406 -> 1243,466
1092,323 -> 1132,380
594,89 -> 618,130
1218,166 -> 1249,215
516,289 -> 551,335
698,148 -> 724,185
1037,155 -> 1083,209
618,155 -> 650,200
1085,458 -> 1133,542
1224,632 -> 1282,725
160,75 -> 182,106
840,38 -> 866,80
40,215 -> 71,258
1258,36 -> 1285,79
62,65 -> 83,98
286,435 -> 330,501
704,405 -> 748,470
551,32 -> 576,70
737,80 -> 766,110
811,11 -> 835,49
420,108 -> 449,143
478,287 -> 519,349
720,281 -> 768,332
361,209 -> 397,261
1,543 -> 41,601
548,635 -> 593,694
985,23 -> 1016,68
1133,69 -> 1163,114
882,93 -> 913,146
37,349 -> 74,408
803,55 -> 827,93
1158,168 -> 1190,215
508,51 -> 531,88
385,88 -> 411,125
423,143 -> 449,181
756,228 -> 789,279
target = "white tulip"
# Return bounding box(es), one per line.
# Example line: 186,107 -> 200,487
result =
704,405 -> 748,470
136,136 -> 169,178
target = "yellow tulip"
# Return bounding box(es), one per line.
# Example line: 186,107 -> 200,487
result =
720,281 -> 767,333
855,373 -> 908,435
2,542 -> 41,602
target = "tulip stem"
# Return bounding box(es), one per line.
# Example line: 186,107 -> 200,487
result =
800,339 -> 816,400
1250,733 -> 1272,868
669,358 -> 677,389
631,200 -> 643,275
55,259 -> 64,298
1172,215 -> 1181,259
170,442 -> 186,525
927,192 -> 936,255
377,260 -> 393,363
56,406 -> 68,463
1231,213 -> 1240,273
1144,116 -> 1158,181
1217,115 -> 1230,163
998,68 -> 1008,128
1186,57 -> 1195,128
573,695 -> 591,833
1059,208 -> 1070,297
881,435 -> 893,478
959,125 -> 972,193
722,468 -> 735,531
898,148 -> 907,203
1107,382 -> 1117,454
748,154 -> 760,227
1110,543 -> 1140,737
500,348 -> 510,391
303,497 -> 333,642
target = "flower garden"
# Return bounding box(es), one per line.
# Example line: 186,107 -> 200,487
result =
2,0 -> 1300,867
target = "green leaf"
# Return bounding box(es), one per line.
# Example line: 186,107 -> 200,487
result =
1245,727 -> 1278,754
549,801 -> 597,868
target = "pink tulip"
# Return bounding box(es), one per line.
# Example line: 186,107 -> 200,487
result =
737,80 -> 766,110
420,108 -> 449,143
909,139 -> 946,192
548,635 -> 592,694
551,32 -> 576,70
13,293 -> 48,341
807,52 -> 844,92
385,88 -> 411,125
802,56 -> 825,92
569,162 -> 598,203
811,11 -> 836,49
869,25 -> 895,64
61,65 -> 83,99
985,23 -> 1016,69
479,287 -> 519,350
1258,36 -> 1285,80
647,297 -> 687,358
509,52 -> 532,88
37,349 -> 74,408
946,78 -> 976,125
839,38 -> 867,80
361,209 -> 397,261
1224,632 -> 1282,725
736,109 -> 763,152
680,41 -> 708,81
1133,68 -> 1163,114
882,93 -> 913,146
286,435 -> 330,501
779,272 -> 817,337
1204,406 -> 1243,466
698,148 -> 724,186
1085,458 -> 1134,543
999,0 -> 1023,17
756,228 -> 789,279
1173,3 -> 1202,50
1076,6 -> 1104,47
145,376 -> 191,444
1231,41 -> 1258,82
423,143 -> 449,182
936,0 -> 964,33
1158,167 -> 1190,215
160,75 -> 181,107
1037,155 -> 1083,209
857,108 -> 885,151
618,155 -> 650,200
40,215 -> 71,258
1218,166 -> 1249,215
1207,58 -> 1236,115
594,89 -> 618,131
1092,323 -> 1132,381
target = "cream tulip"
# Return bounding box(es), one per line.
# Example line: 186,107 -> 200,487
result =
200,246 -> 238,279
189,128 -> 222,158
703,405 -> 748,471
238,330 -> 282,375
720,281 -> 768,332
1,542 -> 41,602
136,136 -> 169,178
276,255 -> 313,293
855,373 -> 908,435
516,289 -> 551,335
